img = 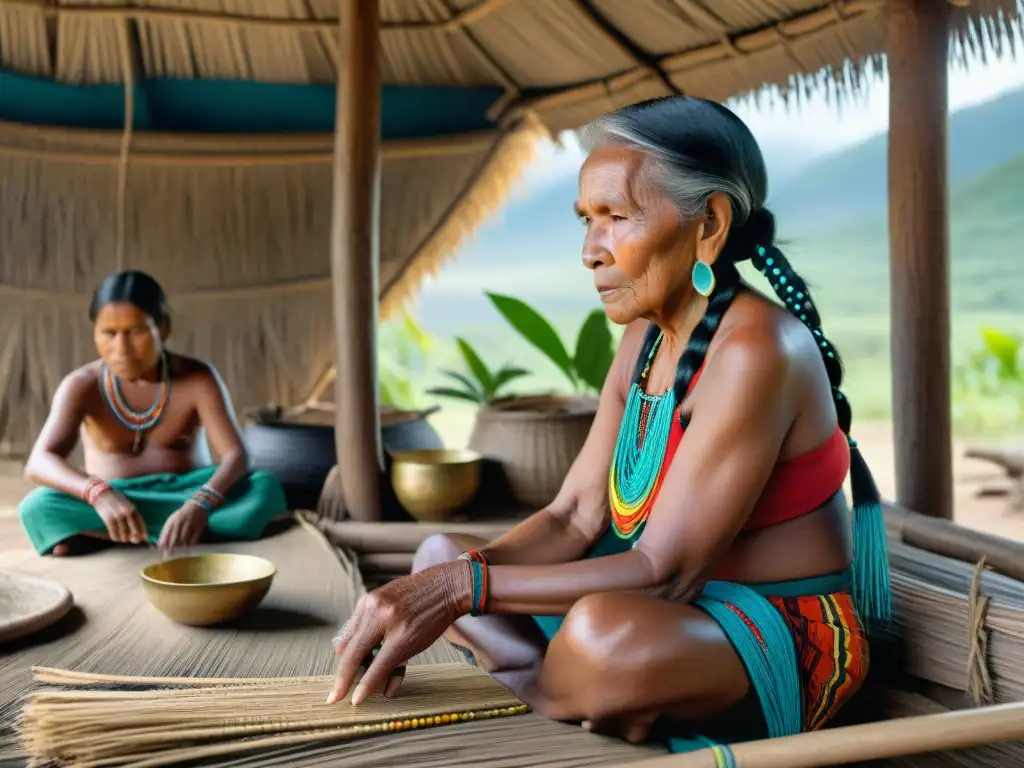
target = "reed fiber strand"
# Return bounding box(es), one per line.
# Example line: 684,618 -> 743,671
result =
17,664 -> 530,767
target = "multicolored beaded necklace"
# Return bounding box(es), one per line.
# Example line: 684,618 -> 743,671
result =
99,354 -> 171,454
608,331 -> 676,538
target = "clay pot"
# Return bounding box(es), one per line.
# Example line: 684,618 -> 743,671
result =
468,395 -> 598,509
193,406 -> 443,511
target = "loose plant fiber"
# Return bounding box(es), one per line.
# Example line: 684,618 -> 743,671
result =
17,664 -> 528,767
888,540 -> 1024,706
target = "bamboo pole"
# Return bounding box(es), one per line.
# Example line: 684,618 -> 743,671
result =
329,0 -> 383,522
885,503 -> 1024,583
620,702 -> 1024,768
887,0 -> 953,519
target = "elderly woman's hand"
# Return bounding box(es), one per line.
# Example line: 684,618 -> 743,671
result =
327,560 -> 473,706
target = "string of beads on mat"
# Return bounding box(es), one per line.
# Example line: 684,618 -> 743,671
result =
349,704 -> 529,735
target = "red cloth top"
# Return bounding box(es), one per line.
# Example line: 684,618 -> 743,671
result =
654,368 -> 850,531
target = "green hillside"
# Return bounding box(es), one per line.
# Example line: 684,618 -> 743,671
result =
770,87 -> 1024,234
784,151 -> 1024,317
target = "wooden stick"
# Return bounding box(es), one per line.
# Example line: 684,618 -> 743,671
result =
885,503 -> 1024,583
317,518 -> 520,553
622,701 -> 1024,768
965,446 -> 1024,478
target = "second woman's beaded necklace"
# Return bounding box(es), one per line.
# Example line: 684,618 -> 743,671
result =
608,332 -> 676,539
100,354 -> 171,453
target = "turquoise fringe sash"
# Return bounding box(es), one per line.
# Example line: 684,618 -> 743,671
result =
847,438 -> 892,626
667,581 -> 804,756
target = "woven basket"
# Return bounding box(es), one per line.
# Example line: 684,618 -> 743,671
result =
0,572 -> 73,644
468,395 -> 598,509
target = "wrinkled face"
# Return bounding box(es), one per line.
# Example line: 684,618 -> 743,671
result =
576,144 -> 698,325
93,303 -> 165,380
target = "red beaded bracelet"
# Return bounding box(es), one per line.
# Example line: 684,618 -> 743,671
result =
458,549 -> 490,566
82,477 -> 112,506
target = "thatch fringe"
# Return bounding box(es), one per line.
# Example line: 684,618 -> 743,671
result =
517,0 -> 1023,130
379,115 -> 543,319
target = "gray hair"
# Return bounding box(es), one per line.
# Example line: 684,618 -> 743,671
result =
577,100 -> 767,228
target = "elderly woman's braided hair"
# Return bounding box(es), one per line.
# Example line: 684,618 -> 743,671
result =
578,97 -> 891,625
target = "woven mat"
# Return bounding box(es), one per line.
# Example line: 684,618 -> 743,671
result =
0,516 -> 658,767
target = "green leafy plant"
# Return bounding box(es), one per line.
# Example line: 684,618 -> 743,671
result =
955,326 -> 1023,395
379,310 -> 435,410
979,327 -> 1022,381
486,292 -> 615,394
427,338 -> 531,404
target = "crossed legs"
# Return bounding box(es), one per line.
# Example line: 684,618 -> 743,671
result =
412,533 -> 756,743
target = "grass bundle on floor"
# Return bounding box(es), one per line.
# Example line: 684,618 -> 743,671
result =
19,663 -> 527,768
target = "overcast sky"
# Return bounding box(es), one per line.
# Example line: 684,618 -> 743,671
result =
519,47 -> 1024,192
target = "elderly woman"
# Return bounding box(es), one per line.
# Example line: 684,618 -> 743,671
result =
329,97 -> 890,754
19,270 -> 286,556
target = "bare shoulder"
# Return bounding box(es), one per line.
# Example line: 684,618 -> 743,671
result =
58,362 -> 101,399
169,354 -> 222,387
704,291 -> 816,389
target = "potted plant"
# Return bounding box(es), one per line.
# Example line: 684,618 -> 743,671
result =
430,292 -> 614,508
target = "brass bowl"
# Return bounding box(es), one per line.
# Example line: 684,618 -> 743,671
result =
140,554 -> 276,627
390,449 -> 482,522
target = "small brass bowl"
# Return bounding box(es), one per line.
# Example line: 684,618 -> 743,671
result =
391,449 -> 482,522
140,553 -> 276,627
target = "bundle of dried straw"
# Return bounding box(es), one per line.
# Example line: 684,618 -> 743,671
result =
888,540 -> 1024,706
19,663 -> 527,768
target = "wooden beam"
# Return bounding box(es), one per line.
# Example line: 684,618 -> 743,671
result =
329,0 -> 383,522
887,0 -> 952,519
570,0 -> 681,97
317,518 -> 522,554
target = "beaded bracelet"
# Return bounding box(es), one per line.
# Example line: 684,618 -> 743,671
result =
190,485 -> 225,514
82,477 -> 112,506
458,549 -> 490,566
458,550 -> 490,616
460,558 -> 488,617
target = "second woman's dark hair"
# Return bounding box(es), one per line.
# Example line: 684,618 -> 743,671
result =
89,270 -> 170,325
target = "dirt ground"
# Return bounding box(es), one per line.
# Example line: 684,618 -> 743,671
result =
1,420 -> 1021,565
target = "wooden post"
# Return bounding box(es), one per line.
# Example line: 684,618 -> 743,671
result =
887,0 -> 952,519
329,0 -> 383,522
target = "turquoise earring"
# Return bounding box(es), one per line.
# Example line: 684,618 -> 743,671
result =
691,260 -> 715,297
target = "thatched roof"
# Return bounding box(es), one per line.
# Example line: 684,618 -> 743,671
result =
3,1 -> 1020,129
0,0 -> 1019,456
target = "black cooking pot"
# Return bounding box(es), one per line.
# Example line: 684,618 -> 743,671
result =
193,408 -> 443,511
